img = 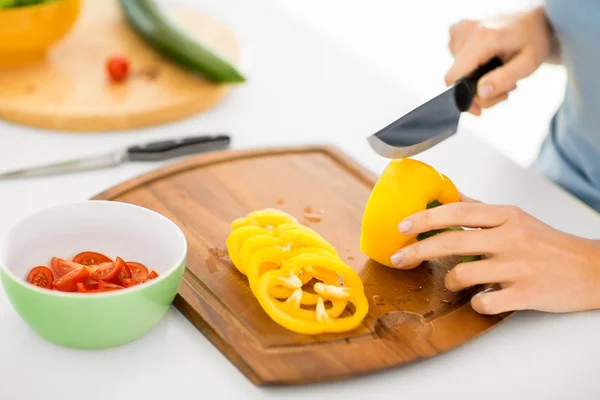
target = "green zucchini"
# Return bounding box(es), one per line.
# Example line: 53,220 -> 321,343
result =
118,0 -> 245,83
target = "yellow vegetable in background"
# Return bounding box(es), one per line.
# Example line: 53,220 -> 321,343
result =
360,158 -> 460,269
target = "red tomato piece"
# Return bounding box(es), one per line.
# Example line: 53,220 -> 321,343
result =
53,266 -> 90,292
121,278 -> 147,287
26,266 -> 54,289
126,262 -> 148,280
89,261 -> 123,282
76,284 -> 119,293
148,270 -> 159,280
76,282 -> 87,292
81,278 -> 99,290
51,257 -> 83,277
97,281 -> 124,290
114,257 -> 131,284
106,54 -> 130,82
72,251 -> 113,267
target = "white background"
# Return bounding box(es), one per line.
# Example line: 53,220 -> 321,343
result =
1,1 -> 598,399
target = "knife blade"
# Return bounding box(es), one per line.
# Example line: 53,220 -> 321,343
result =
0,134 -> 231,180
368,57 -> 503,159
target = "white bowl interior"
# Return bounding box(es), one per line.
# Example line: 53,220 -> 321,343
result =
1,201 -> 186,281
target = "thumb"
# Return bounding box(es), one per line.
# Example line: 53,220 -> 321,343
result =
476,50 -> 539,99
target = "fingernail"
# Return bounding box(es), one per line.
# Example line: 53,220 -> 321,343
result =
398,219 -> 413,234
390,251 -> 403,267
478,84 -> 494,98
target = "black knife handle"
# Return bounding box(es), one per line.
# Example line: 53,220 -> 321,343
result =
454,56 -> 503,112
127,134 -> 231,161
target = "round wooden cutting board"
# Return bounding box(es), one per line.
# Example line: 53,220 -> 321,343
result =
0,0 -> 242,132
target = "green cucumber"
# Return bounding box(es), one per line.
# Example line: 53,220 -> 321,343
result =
118,0 -> 245,83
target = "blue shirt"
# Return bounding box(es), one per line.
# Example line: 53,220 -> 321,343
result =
531,1 -> 600,211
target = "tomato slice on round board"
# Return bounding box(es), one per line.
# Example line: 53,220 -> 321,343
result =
26,266 -> 54,289
53,266 -> 90,292
89,260 -> 123,282
51,257 -> 84,277
72,251 -> 113,266
148,270 -> 159,280
126,262 -> 149,280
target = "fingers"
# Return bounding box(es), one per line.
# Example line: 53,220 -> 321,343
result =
477,51 -> 538,99
444,259 -> 525,292
444,30 -> 507,86
478,91 -> 510,108
471,287 -> 524,315
467,91 -> 511,116
398,202 -> 511,235
468,101 -> 482,116
448,19 -> 478,56
391,229 -> 495,269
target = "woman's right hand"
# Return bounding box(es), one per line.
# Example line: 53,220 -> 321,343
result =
445,7 -> 555,116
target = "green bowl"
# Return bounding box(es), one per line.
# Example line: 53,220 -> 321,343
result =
0,200 -> 187,349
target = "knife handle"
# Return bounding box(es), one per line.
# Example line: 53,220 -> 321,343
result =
127,134 -> 231,161
454,56 -> 503,112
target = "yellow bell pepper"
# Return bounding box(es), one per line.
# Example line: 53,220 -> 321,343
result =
360,158 -> 460,269
254,253 -> 369,335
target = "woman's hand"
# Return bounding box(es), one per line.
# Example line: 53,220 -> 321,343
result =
445,7 -> 556,115
391,195 -> 600,315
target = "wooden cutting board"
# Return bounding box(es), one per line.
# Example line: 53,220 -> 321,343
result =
92,146 -> 512,385
0,0 -> 241,132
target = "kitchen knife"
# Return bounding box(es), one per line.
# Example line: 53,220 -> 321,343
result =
0,134 -> 230,179
368,57 -> 503,158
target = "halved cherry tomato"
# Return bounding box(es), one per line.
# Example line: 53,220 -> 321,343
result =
115,257 -> 132,284
26,266 -> 54,289
98,281 -> 124,290
53,266 -> 90,292
72,251 -> 113,266
89,260 -> 123,282
77,282 -> 120,293
51,257 -> 83,277
121,278 -> 147,287
127,262 -> 149,280
148,270 -> 159,280
81,278 -> 99,290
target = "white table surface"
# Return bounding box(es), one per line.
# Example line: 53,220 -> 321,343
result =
1,0 -> 600,399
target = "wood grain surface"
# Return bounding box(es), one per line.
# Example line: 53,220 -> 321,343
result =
0,0 -> 241,132
92,145 -> 512,385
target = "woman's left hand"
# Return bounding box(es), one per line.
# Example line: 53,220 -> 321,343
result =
391,195 -> 600,315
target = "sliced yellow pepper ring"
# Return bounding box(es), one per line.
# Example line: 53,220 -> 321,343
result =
226,225 -> 272,273
226,215 -> 336,274
255,253 -> 369,335
239,229 -> 338,272
246,246 -> 340,303
231,208 -> 297,231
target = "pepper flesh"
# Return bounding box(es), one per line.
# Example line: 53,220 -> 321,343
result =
360,158 -> 460,269
255,253 -> 368,335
